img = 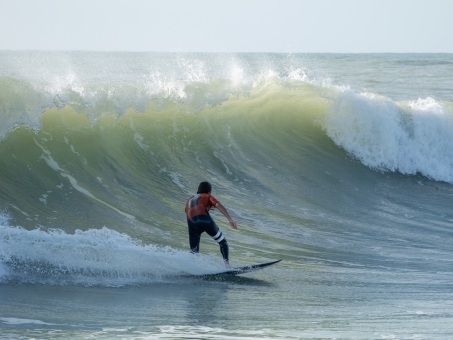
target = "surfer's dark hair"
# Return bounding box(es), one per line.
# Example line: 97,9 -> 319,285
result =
197,181 -> 212,194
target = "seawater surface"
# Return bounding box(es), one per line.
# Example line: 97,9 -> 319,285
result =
1,52 -> 453,339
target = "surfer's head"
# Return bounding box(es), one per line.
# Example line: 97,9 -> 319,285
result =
197,181 -> 212,194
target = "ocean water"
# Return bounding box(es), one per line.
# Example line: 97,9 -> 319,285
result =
1,51 -> 453,339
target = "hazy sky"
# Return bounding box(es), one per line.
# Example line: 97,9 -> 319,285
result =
1,0 -> 452,53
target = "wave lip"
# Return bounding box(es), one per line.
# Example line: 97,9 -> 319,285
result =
324,90 -> 453,183
0,52 -> 320,139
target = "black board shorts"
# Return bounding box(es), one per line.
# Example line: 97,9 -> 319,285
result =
187,214 -> 225,251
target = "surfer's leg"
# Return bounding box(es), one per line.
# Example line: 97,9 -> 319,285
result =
188,221 -> 201,253
206,217 -> 230,266
218,238 -> 229,267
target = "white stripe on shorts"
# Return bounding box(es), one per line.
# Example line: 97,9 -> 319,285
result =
213,230 -> 225,243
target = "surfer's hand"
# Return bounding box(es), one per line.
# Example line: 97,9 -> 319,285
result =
229,220 -> 238,229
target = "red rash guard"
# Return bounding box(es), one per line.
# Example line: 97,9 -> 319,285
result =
185,194 -> 219,221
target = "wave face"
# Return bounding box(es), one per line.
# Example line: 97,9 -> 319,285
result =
1,52 -> 453,287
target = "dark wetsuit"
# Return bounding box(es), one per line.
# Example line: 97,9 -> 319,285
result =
185,193 -> 229,261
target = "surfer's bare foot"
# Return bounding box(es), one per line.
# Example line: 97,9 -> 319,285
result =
224,260 -> 231,268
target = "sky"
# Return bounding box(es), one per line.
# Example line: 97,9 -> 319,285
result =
1,0 -> 452,53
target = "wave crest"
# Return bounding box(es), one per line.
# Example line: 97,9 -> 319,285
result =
323,90 -> 453,183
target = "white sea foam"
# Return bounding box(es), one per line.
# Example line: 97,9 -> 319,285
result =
323,90 -> 453,183
0,317 -> 59,326
0,225 -> 222,286
0,213 -> 11,280
0,262 -> 9,280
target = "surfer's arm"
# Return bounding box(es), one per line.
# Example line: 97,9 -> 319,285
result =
215,202 -> 238,229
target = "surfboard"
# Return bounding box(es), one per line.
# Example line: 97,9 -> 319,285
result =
198,259 -> 281,278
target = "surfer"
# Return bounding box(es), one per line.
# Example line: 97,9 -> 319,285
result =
185,181 -> 237,267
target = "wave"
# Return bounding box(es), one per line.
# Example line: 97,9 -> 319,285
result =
2,53 -> 453,285
1,69 -> 452,193
0,82 -> 326,228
